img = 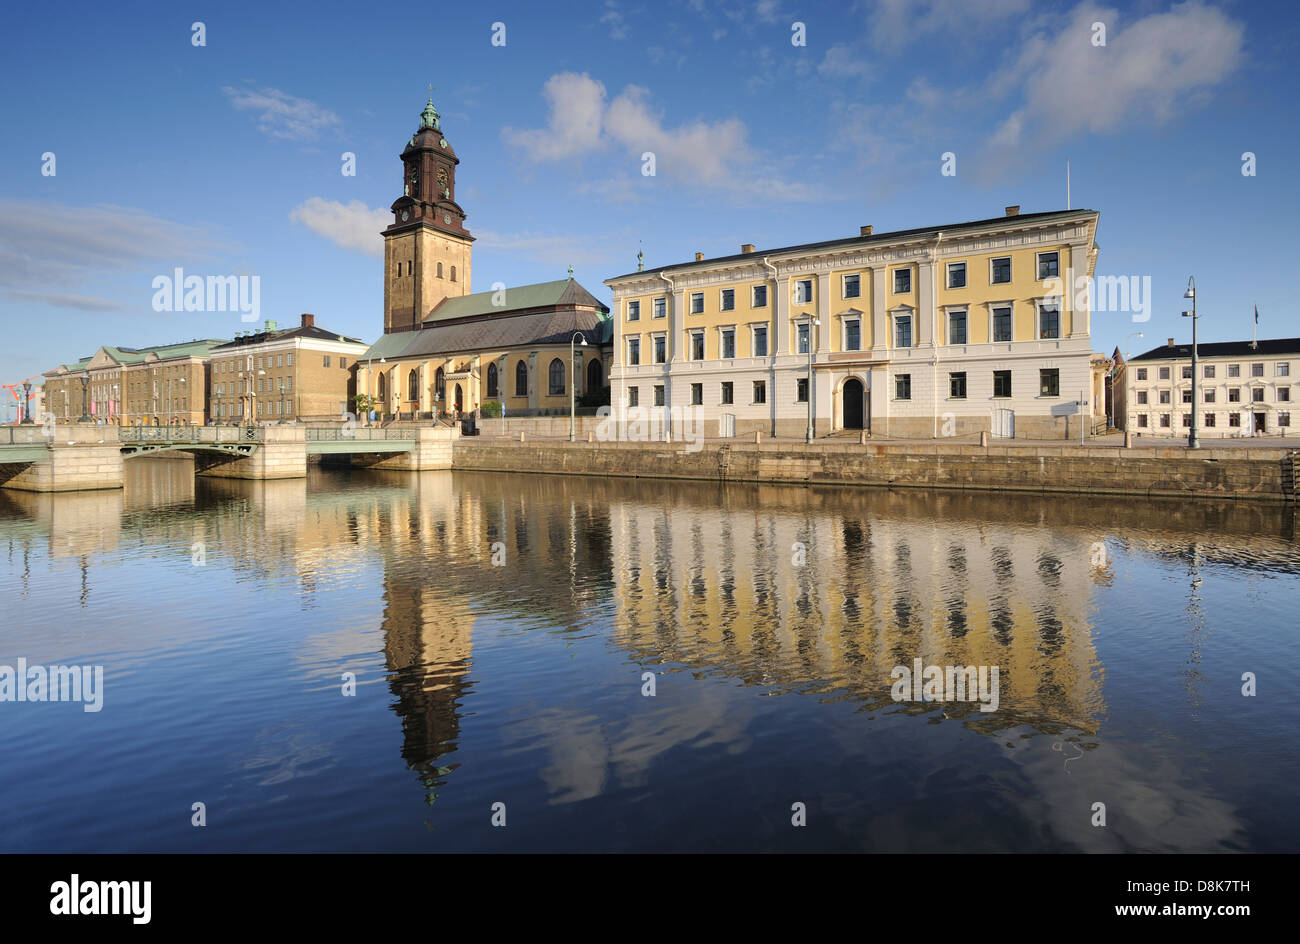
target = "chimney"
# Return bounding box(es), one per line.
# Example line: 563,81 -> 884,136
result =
1005,205 -> 1020,217
301,313 -> 315,328
694,252 -> 704,261
741,244 -> 755,254
860,225 -> 873,236
1167,337 -> 1175,348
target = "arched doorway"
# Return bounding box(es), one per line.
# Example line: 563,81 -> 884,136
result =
454,383 -> 463,413
843,378 -> 865,430
377,372 -> 386,408
587,358 -> 602,392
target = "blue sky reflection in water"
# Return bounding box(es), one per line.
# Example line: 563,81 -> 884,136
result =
0,462 -> 1296,852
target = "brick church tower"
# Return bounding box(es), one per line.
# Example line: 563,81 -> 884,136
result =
382,97 -> 474,334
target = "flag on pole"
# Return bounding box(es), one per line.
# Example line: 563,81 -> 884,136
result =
1254,303 -> 1259,325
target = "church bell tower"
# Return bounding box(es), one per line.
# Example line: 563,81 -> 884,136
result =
383,96 -> 474,334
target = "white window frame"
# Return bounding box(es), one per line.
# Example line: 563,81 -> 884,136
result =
794,279 -> 813,304
946,261 -> 967,289
891,309 -> 913,349
719,288 -> 735,311
842,273 -> 861,299
795,319 -> 812,355
719,326 -> 737,360
944,306 -> 968,345
1036,250 -> 1060,281
751,323 -> 769,358
1034,298 -> 1062,340
651,333 -> 667,365
892,267 -> 911,294
652,296 -> 666,319
989,256 -> 1012,285
987,301 -> 1014,344
626,336 -> 641,366
751,284 -> 768,308
626,299 -> 640,321
842,316 -> 862,352
689,329 -> 705,361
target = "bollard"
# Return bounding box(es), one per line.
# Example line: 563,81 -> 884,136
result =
519,431 -> 526,442
980,430 -> 989,447
754,430 -> 762,444
859,429 -> 867,445
1124,431 -> 1133,449
587,430 -> 594,443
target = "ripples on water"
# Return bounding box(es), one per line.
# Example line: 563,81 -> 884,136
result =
1,455 -> 1297,852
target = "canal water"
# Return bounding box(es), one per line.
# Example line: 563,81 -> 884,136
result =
1,458 -> 1297,852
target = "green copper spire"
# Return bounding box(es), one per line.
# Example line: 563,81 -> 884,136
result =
420,96 -> 440,131
636,242 -> 644,272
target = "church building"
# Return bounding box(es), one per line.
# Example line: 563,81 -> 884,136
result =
357,97 -> 611,420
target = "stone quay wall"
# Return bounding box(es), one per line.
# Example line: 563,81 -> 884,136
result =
451,439 -> 1297,503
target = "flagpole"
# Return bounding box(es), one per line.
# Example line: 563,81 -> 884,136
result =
1253,303 -> 1258,350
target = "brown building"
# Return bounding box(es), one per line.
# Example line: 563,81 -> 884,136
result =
208,314 -> 368,424
43,339 -> 227,426
359,96 -> 612,419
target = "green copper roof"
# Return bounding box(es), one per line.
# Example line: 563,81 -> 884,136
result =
420,97 -> 440,131
357,331 -> 422,362
423,278 -> 606,324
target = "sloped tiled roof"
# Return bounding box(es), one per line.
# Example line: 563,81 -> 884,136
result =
423,278 -> 608,324
211,324 -> 362,351
370,309 -> 609,360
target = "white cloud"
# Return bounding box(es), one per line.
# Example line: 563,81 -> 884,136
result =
984,3 -> 1244,160
867,0 -> 1031,50
289,198 -> 389,256
475,230 -> 615,268
0,199 -> 229,312
501,73 -> 608,161
819,43 -> 870,79
600,1 -> 628,40
503,72 -> 821,203
222,86 -> 342,141
755,0 -> 783,25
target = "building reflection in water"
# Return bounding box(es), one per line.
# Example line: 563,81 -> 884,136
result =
1,457 -> 1297,839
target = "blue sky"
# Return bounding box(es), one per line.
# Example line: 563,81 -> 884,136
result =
2,0 -> 1297,399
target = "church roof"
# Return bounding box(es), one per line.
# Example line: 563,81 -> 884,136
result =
422,277 -> 608,325
362,307 -> 611,362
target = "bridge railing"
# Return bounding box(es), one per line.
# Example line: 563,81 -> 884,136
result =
305,427 -> 415,442
119,424 -> 264,445
1,426 -> 53,445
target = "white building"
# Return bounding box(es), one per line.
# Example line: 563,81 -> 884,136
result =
1121,337 -> 1298,438
605,207 -> 1101,441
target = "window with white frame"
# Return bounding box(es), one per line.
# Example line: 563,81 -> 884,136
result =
627,300 -> 640,321
752,284 -> 767,307
720,288 -> 735,311
948,309 -> 967,345
1278,363 -> 1291,377
626,337 -> 641,366
653,335 -> 666,364
797,322 -> 810,354
1159,366 -> 1170,380
1136,367 -> 1147,380
843,318 -> 861,351
794,279 -> 813,303
992,305 -> 1012,342
1252,363 -> 1265,377
947,262 -> 966,288
1036,251 -> 1059,280
895,373 -> 911,399
690,292 -> 704,314
843,274 -> 860,298
1228,363 -> 1240,377
893,268 -> 911,293
1039,305 -> 1060,340
990,256 -> 1011,284
653,297 -> 666,319
894,313 -> 912,348
690,330 -> 705,360
752,325 -> 768,357
720,327 -> 736,359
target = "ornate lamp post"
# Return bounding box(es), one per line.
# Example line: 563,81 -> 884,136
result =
570,332 -> 587,442
20,382 -> 34,424
78,374 -> 90,422
1183,277 -> 1199,449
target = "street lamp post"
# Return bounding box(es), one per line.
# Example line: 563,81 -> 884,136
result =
804,318 -> 820,443
569,332 -> 588,442
1183,277 -> 1199,449
20,382 -> 33,424
78,374 -> 90,423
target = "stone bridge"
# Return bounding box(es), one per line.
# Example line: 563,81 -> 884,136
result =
0,424 -> 457,492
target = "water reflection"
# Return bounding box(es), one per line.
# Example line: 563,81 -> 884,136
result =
1,457 -> 1297,851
